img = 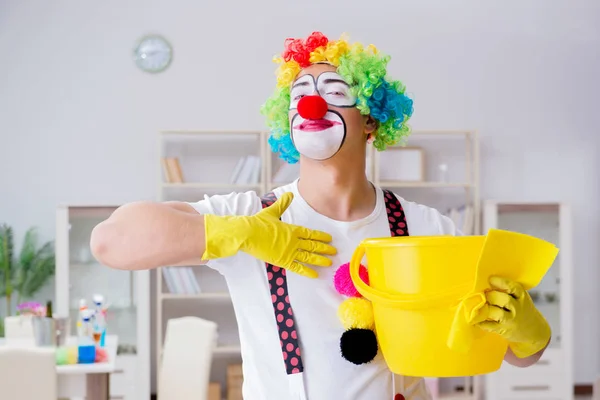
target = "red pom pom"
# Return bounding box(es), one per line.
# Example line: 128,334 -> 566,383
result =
334,262 -> 369,298
297,96 -> 328,120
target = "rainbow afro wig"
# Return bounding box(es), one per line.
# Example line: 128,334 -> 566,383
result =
261,31 -> 414,164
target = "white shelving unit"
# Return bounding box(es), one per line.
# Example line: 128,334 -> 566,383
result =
155,129 -> 480,398
55,205 -> 151,400
156,130 -> 268,397
482,201 -> 573,400
374,129 -> 480,236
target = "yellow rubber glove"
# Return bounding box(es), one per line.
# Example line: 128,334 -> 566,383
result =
476,276 -> 551,358
202,192 -> 337,278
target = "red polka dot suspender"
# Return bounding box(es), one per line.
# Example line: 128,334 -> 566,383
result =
383,189 -> 410,237
261,192 -> 304,375
259,189 -> 409,379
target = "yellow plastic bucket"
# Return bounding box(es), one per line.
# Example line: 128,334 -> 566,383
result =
349,229 -> 559,377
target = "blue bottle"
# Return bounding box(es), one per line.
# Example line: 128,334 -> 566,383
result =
78,309 -> 96,364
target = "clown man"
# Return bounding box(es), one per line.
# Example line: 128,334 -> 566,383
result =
92,32 -> 552,399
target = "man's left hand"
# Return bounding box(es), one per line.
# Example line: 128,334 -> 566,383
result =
476,276 -> 551,358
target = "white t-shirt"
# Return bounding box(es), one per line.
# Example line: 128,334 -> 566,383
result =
189,180 -> 460,400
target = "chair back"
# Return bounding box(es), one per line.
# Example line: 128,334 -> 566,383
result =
158,316 -> 218,400
0,346 -> 57,400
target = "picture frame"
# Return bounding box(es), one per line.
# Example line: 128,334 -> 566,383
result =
378,146 -> 425,182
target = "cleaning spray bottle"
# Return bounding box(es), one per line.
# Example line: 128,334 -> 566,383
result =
92,294 -> 106,347
78,309 -> 96,363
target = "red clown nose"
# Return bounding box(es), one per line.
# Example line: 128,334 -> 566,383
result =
297,95 -> 328,120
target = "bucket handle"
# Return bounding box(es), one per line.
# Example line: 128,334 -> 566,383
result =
349,244 -> 392,304
349,244 -> 473,310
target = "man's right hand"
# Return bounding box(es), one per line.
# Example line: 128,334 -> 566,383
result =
202,192 -> 337,278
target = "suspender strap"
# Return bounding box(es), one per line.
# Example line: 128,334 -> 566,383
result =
382,189 -> 410,400
383,189 -> 410,237
260,193 -> 305,375
261,189 -> 410,399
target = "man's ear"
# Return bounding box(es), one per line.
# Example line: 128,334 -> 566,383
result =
365,115 -> 377,135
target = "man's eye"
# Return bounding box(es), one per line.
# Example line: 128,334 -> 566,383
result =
293,94 -> 305,101
327,91 -> 345,96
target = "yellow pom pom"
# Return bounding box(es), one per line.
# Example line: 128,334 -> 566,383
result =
338,298 -> 374,330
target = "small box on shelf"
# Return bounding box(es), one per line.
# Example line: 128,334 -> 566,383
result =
378,146 -> 425,182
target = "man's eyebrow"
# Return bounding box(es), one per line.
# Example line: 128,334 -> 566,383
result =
323,78 -> 349,86
291,80 -> 311,89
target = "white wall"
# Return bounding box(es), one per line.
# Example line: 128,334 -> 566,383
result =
1,0 -> 599,387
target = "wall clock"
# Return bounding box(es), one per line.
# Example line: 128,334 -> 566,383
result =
133,34 -> 173,73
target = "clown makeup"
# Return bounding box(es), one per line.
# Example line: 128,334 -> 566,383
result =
316,72 -> 357,107
289,71 -> 356,160
289,72 -> 357,109
290,110 -> 346,160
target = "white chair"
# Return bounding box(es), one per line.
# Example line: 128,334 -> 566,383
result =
158,316 -> 218,400
0,347 -> 57,400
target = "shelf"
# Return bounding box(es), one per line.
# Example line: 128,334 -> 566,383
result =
161,292 -> 231,300
213,345 -> 241,355
438,394 -> 473,400
378,181 -> 472,188
162,183 -> 262,190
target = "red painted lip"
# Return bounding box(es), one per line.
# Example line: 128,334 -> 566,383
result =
294,119 -> 341,132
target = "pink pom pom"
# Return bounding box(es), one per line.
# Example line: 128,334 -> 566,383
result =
334,262 -> 369,297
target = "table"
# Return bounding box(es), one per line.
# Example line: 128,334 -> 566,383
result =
0,335 -> 118,400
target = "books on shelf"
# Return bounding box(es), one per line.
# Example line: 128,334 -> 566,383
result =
162,266 -> 201,294
230,155 -> 261,184
445,204 -> 474,235
161,157 -> 185,183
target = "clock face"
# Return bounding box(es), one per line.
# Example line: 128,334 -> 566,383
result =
133,35 -> 173,73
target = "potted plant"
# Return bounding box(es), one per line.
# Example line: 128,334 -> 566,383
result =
0,224 -> 55,336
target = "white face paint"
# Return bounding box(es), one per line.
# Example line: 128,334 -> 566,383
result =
289,72 -> 356,160
316,72 -> 357,107
289,72 -> 357,109
291,111 -> 346,160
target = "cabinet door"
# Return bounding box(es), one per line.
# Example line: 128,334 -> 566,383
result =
484,202 -> 563,348
56,205 -> 150,400
58,206 -> 138,354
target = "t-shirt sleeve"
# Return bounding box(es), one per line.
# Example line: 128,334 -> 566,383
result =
187,191 -> 262,272
187,191 -> 262,218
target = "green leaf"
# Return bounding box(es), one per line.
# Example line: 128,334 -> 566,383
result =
0,224 -> 55,305
0,224 -> 15,297
20,242 -> 55,298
